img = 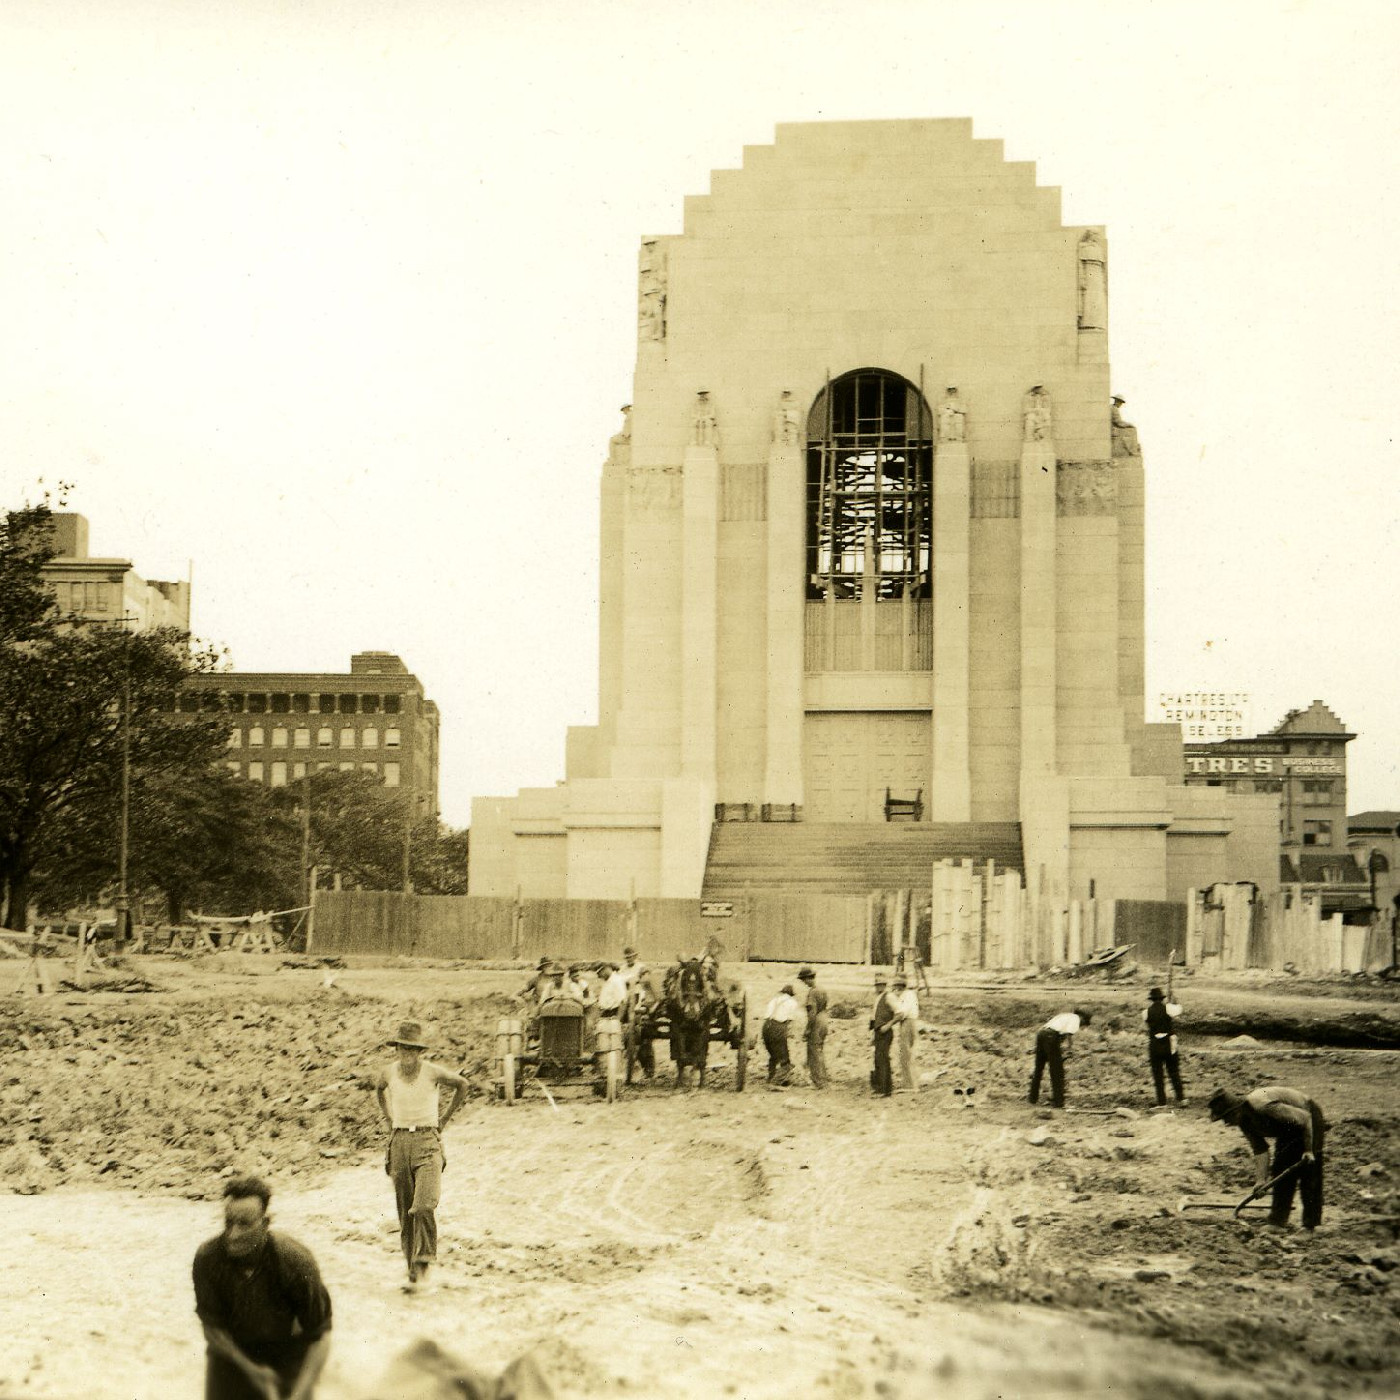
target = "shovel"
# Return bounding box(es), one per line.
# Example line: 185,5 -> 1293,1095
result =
1178,1162 -> 1304,1219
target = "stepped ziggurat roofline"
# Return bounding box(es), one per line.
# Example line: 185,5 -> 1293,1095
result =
470,119 -> 1277,906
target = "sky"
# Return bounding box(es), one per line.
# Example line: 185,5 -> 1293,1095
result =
3,0 -> 1398,827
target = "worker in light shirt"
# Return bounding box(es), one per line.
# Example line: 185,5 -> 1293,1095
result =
761,984 -> 800,1085
1028,1007 -> 1093,1109
619,945 -> 647,988
596,963 -> 628,1018
890,976 -> 919,1093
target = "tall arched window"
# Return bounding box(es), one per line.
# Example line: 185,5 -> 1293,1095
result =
806,369 -> 933,600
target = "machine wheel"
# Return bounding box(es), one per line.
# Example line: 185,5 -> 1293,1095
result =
502,1052 -> 516,1106
733,994 -> 748,1092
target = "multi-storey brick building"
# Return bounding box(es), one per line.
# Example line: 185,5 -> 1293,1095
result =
183,652 -> 440,821
42,512 -> 190,632
1184,701 -> 1371,918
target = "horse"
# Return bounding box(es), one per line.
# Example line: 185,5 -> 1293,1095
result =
663,957 -> 726,1089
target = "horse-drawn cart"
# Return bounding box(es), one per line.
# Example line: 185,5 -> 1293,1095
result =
624,959 -> 749,1091
495,997 -> 623,1104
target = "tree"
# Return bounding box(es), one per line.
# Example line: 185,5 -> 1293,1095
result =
271,770 -> 468,895
409,820 -> 469,896
0,502 -> 227,927
33,765 -> 302,922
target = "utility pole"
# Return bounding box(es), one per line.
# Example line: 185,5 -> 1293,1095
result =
113,614 -> 138,952
300,772 -> 312,907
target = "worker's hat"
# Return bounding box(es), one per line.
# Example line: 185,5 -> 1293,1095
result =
797,968 -> 815,982
1147,986 -> 1165,1001
892,976 -> 908,988
1208,1089 -> 1243,1121
386,1019 -> 429,1049
536,956 -> 550,970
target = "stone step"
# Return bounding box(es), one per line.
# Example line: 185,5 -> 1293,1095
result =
702,821 -> 1023,898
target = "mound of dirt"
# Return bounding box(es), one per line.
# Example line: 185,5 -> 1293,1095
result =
0,990 -> 510,1193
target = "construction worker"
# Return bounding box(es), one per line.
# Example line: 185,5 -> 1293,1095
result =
797,967 -> 828,1089
869,975 -> 897,1098
1208,1086 -> 1327,1229
761,984 -> 799,1085
374,1019 -> 469,1292
891,974 -> 919,1092
537,963 -> 569,1003
192,1174 -> 332,1400
517,956 -> 552,1004
1028,1008 -> 1092,1109
596,962 -> 628,1018
567,964 -> 594,1004
619,945 -> 647,988
630,973 -> 658,1080
1143,986 -> 1184,1106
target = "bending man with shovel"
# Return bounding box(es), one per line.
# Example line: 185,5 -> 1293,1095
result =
1208,1086 -> 1326,1230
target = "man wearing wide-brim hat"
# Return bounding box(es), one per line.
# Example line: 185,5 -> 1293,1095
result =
374,1019 -> 469,1292
1208,1086 -> 1327,1229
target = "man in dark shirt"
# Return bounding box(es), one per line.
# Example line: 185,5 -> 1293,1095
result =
798,967 -> 829,1089
1208,1086 -> 1327,1229
869,975 -> 897,1098
192,1175 -> 333,1400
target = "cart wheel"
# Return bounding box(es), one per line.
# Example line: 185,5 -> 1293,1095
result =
605,1047 -> 620,1103
734,995 -> 748,1092
503,1052 -> 516,1106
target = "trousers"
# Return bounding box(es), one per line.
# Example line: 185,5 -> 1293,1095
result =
805,1013 -> 829,1088
1148,1038 -> 1183,1105
763,1021 -> 792,1082
1028,1028 -> 1066,1106
1270,1108 -> 1327,1228
388,1128 -> 443,1275
896,1020 -> 916,1091
872,1028 -> 893,1096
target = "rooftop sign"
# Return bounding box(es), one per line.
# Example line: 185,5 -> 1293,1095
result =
1154,690 -> 1252,742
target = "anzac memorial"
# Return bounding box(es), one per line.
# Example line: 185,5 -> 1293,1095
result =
470,119 -> 1276,906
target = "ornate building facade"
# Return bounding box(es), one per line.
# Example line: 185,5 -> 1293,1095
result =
471,119 -> 1275,902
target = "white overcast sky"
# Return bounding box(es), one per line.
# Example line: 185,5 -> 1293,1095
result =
3,0 -> 1397,827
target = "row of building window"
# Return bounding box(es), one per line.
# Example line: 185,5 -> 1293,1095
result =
52,581 -> 118,613
230,727 -> 401,750
1200,778 -> 1335,803
228,760 -> 401,787
183,692 -> 404,715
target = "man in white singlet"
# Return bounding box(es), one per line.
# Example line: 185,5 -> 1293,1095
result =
374,1018 -> 468,1293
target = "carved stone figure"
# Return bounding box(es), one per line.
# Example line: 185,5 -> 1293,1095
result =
1110,395 -> 1141,458
937,386 -> 967,443
627,466 -> 682,511
608,404 -> 633,465
1022,385 -> 1053,443
1078,230 -> 1107,331
1056,462 -> 1117,516
638,239 -> 667,341
773,389 -> 802,446
692,391 -> 719,449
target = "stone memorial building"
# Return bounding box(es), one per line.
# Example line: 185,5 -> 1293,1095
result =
471,119 -> 1275,904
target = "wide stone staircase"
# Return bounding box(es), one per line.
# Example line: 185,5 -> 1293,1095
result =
701,821 -> 1024,899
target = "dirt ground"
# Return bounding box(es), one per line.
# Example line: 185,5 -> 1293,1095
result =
2,952 -> 1398,1399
